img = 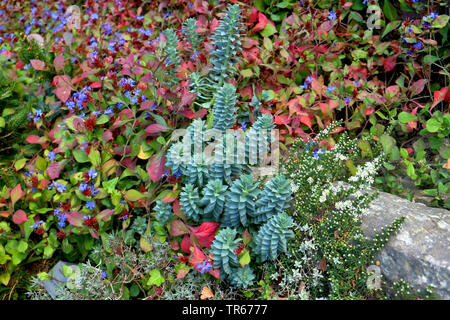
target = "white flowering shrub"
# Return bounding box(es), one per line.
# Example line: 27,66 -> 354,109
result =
264,121 -> 405,299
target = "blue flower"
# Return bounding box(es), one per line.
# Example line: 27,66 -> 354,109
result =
328,11 -> 337,20
47,151 -> 55,161
413,42 -> 422,50
30,221 -> 43,229
241,121 -> 247,132
100,271 -> 108,279
55,182 -> 67,193
325,85 -> 336,93
79,182 -> 88,192
88,169 -> 97,179
85,200 -> 95,210
344,96 -> 351,104
313,149 -> 325,159
196,260 -> 212,273
173,170 -> 182,178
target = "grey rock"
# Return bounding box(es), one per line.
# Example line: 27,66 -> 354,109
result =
41,261 -> 77,299
361,190 -> 450,299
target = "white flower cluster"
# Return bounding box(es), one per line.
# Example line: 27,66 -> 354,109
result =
349,156 -> 383,186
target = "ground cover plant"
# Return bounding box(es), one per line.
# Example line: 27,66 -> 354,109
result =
0,0 -> 448,300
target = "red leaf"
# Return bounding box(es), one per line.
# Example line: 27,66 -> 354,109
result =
287,98 -> 301,117
26,135 -> 47,147
365,107 -> 375,116
253,12 -> 271,32
102,130 -> 113,143
30,59 -> 46,71
0,50 -> 12,59
181,108 -> 207,119
15,60 -> 25,69
208,268 -> 220,279
170,220 -> 190,237
189,222 -> 220,248
90,81 -> 102,89
181,234 -> 191,253
249,8 -> 258,23
432,87 -> 449,107
170,239 -> 180,250
53,53 -> 65,72
177,264 -> 191,279
11,184 -> 24,207
242,229 -> 251,245
52,85 -> 65,101
274,115 -> 290,125
299,114 -> 312,129
66,211 -> 84,227
12,209 -> 28,225
54,75 -> 73,102
97,209 -> 114,221
189,244 -> 206,266
172,199 -> 182,217
381,55 -> 397,72
38,179 -> 50,190
145,124 -> 169,134
46,161 -> 63,180
89,228 -> 99,239
410,79 -> 427,97
147,155 -> 166,183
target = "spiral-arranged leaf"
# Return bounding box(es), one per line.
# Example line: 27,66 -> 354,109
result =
228,265 -> 256,288
213,83 -> 238,132
210,228 -> 241,276
222,174 -> 260,228
154,199 -> 173,224
180,183 -> 203,222
182,18 -> 203,54
200,179 -> 228,221
252,175 -> 292,224
254,212 -> 294,262
162,28 -> 181,85
166,141 -> 186,176
208,4 -> 244,88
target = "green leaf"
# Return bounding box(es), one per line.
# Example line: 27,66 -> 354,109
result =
35,156 -> 48,171
380,134 -> 394,153
383,0 -> 398,22
124,189 -> 144,201
382,21 -> 401,38
14,159 -> 27,171
426,118 -> 442,132
424,55 -> 440,65
263,36 -> 273,51
240,68 -> 253,78
88,148 -> 101,167
73,149 -> 90,163
62,265 -> 75,277
0,273 -> 10,286
432,15 -> 449,29
406,162 -> 416,179
423,189 -> 437,197
260,23 -> 277,37
96,114 -> 109,125
37,272 -> 52,281
239,250 -> 251,267
147,269 -> 164,287
400,148 -> 409,159
439,145 -> 450,159
140,236 -> 153,253
102,177 -> 119,193
398,112 -> 417,123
